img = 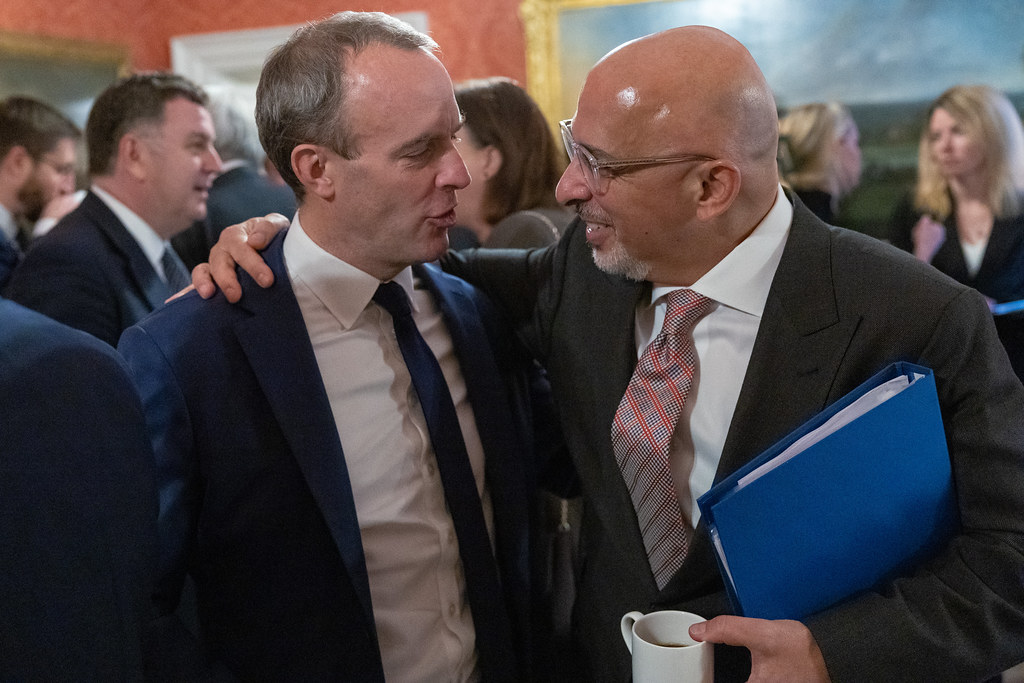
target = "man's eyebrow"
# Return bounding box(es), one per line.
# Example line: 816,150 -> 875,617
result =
391,116 -> 465,158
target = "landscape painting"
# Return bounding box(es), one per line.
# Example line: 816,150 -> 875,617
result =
524,0 -> 1024,238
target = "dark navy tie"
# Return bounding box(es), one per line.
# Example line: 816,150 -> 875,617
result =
372,281 -> 516,679
161,246 -> 191,293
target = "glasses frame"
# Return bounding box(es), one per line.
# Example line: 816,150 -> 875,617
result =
559,119 -> 714,194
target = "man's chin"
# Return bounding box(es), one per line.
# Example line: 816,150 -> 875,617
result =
590,244 -> 650,282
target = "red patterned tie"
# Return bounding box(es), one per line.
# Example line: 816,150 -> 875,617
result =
612,289 -> 713,590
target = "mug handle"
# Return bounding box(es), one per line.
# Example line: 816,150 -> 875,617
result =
620,610 -> 645,654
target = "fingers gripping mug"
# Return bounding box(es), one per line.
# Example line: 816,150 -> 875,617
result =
620,610 -> 713,683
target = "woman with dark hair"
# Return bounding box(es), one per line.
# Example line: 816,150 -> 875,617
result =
452,77 -> 571,248
890,84 -> 1024,381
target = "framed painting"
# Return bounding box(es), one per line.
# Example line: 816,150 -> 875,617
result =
519,0 -> 1024,238
0,31 -> 129,127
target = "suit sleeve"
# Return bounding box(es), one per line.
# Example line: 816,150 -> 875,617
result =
807,288 -> 1024,681
118,325 -> 200,616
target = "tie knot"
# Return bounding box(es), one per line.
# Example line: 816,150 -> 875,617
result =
373,280 -> 412,319
662,289 -> 713,336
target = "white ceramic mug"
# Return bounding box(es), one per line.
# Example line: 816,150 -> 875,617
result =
620,610 -> 713,683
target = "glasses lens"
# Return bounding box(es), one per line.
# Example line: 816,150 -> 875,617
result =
560,121 -> 603,194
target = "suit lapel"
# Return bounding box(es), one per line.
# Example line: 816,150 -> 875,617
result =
82,191 -> 173,310
719,201 -> 860,479
232,232 -> 375,628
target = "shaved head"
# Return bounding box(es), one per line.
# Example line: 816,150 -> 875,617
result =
578,25 -> 779,201
558,25 -> 784,284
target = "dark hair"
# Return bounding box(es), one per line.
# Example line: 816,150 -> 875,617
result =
86,72 -> 208,176
455,77 -> 565,223
255,11 -> 438,201
0,96 -> 80,160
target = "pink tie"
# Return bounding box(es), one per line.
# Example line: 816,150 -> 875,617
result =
612,289 -> 713,590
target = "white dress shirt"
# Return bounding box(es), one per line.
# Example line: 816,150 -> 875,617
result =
633,185 -> 793,527
0,202 -> 17,244
90,186 -> 178,284
284,214 -> 490,682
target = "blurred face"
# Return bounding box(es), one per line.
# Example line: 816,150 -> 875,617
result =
316,44 -> 470,279
17,137 -> 77,222
139,97 -> 221,237
927,107 -> 985,182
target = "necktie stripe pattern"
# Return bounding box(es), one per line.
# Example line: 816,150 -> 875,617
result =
612,289 -> 713,589
372,281 -> 516,679
161,246 -> 191,293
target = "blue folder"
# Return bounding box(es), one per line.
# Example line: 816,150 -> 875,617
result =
696,362 -> 959,621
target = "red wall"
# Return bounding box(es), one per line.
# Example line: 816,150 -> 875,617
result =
0,0 -> 528,83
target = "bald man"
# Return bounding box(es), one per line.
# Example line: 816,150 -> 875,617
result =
196,25 -> 1024,682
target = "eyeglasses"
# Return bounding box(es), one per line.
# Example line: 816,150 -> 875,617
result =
559,119 -> 714,195
39,157 -> 77,178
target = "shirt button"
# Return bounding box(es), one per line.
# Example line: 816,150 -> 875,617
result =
449,603 -> 456,616
427,463 -> 436,476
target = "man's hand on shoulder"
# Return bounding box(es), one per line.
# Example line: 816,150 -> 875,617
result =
191,213 -> 290,303
690,615 -> 831,683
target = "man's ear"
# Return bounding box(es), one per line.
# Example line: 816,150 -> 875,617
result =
292,144 -> 334,200
0,145 -> 34,185
120,133 -> 151,182
694,161 -> 741,221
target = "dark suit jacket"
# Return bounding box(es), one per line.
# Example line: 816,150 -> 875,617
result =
0,298 -> 158,681
890,194 -> 1024,381
443,195 -> 1024,682
117,232 -> 541,681
4,191 -> 176,347
172,165 -> 297,270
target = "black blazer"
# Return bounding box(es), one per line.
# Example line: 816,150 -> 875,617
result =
890,194 -> 1024,380
4,191 -> 175,346
444,194 -> 1024,682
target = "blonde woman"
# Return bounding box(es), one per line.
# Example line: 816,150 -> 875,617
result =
890,84 -> 1024,380
778,101 -> 862,223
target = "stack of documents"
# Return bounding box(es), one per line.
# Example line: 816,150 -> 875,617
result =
697,362 -> 959,620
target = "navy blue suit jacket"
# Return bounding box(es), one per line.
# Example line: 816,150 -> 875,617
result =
4,191 -> 175,346
0,298 -> 158,681
118,232 -> 538,680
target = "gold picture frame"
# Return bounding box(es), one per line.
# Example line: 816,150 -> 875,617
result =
520,0 -> 666,127
0,31 -> 129,125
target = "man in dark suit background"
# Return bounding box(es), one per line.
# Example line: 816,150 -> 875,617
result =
118,12 -> 548,681
4,73 -> 221,346
0,97 -> 80,289
171,92 -> 295,270
200,25 -> 1024,682
0,298 -> 157,681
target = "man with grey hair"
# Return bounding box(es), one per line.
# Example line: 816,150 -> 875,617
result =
5,73 -> 221,346
172,92 -> 294,269
118,11 -> 546,681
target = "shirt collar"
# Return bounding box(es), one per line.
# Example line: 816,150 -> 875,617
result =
650,184 -> 792,317
0,202 -> 16,242
283,212 -> 417,328
90,185 -> 169,270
